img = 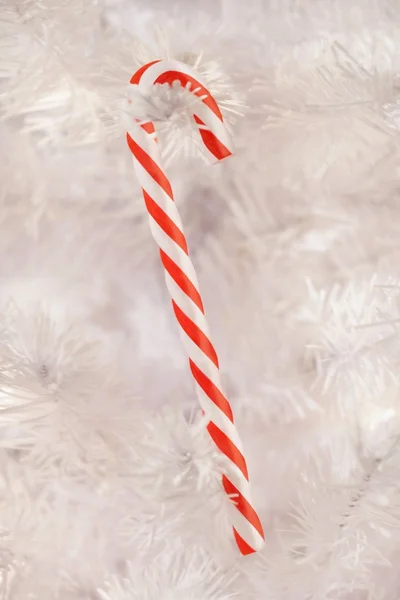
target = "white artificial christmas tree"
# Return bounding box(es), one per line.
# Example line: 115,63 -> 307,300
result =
2,0 -> 400,598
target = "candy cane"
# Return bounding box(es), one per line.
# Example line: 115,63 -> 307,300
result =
126,59 -> 265,555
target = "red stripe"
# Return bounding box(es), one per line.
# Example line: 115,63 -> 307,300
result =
193,115 -> 232,161
172,301 -> 219,367
154,71 -> 223,119
141,122 -> 156,135
126,133 -> 174,199
130,60 -> 161,84
160,250 -> 204,312
222,475 -> 264,539
233,529 -> 256,555
189,360 -> 233,422
143,191 -> 188,254
207,422 -> 248,480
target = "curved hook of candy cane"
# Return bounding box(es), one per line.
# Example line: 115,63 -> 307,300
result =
126,60 -> 265,555
129,59 -> 233,164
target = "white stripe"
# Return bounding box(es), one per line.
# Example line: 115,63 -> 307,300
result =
127,122 -> 161,165
192,100 -> 233,153
230,504 -> 265,552
177,326 -> 222,391
145,214 -> 201,291
164,272 -> 207,332
132,158 -> 186,228
193,136 -> 223,165
192,384 -> 245,457
221,461 -> 252,499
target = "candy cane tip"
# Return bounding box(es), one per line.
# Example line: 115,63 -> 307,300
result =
127,58 -> 241,163
126,82 -> 211,162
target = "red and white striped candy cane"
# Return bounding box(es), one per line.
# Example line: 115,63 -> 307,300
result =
126,59 -> 265,555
